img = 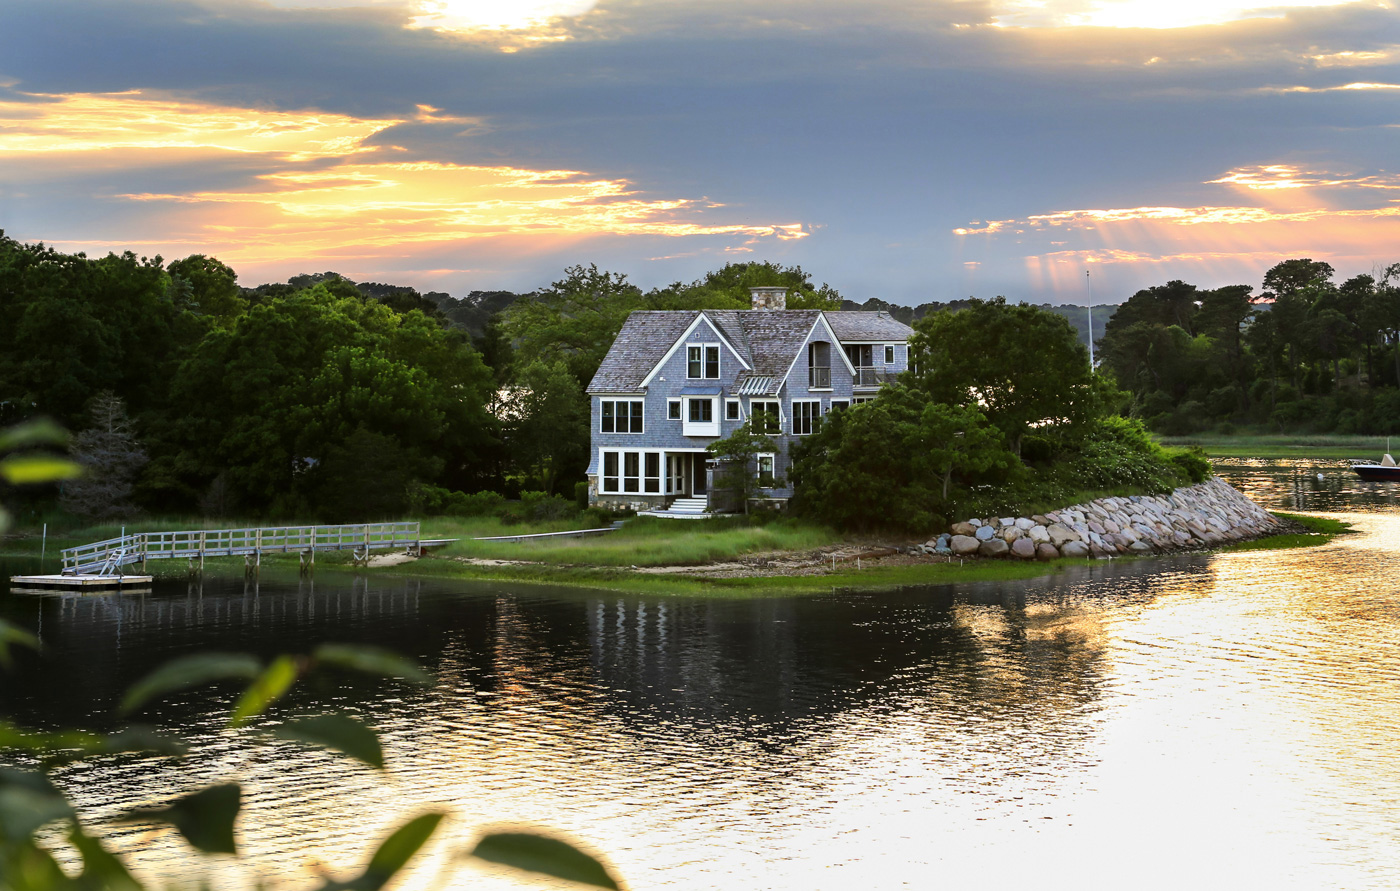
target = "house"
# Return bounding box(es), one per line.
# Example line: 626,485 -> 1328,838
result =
585,286 -> 915,512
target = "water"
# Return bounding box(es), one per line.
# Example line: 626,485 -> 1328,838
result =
3,460 -> 1400,889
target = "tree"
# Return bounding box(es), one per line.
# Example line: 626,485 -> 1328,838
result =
660,261 -> 843,311
167,254 -> 246,323
906,298 -> 1103,456
500,265 -> 644,388
789,385 -> 1012,532
59,392 -> 147,521
509,358 -> 589,495
706,419 -> 779,514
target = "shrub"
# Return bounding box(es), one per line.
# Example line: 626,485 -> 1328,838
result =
1167,447 -> 1212,484
446,490 -> 507,517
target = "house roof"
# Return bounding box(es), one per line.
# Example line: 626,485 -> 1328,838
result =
824,311 -> 915,342
586,309 -> 913,395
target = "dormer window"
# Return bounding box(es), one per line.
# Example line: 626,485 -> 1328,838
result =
687,344 -> 720,379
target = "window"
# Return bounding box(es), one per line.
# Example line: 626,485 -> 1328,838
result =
808,341 -> 832,389
885,344 -> 896,365
792,400 -> 821,435
603,451 -> 619,492
756,453 -> 776,485
600,399 -> 644,434
600,450 -> 664,495
851,396 -> 875,405
830,399 -> 850,412
750,400 -> 781,434
725,399 -> 741,421
668,399 -> 681,420
687,344 -> 720,379
684,397 -> 720,437
644,453 -> 661,494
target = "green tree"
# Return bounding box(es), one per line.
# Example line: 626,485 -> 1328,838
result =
509,358 -> 589,495
500,265 -> 644,388
789,385 -> 1012,532
906,298 -> 1103,456
661,261 -> 842,311
167,254 -> 246,324
59,392 -> 148,521
706,419 -> 780,514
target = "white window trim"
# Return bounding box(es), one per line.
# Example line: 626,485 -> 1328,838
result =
725,398 -> 742,421
884,344 -> 896,365
756,452 -> 776,486
791,399 -> 821,435
683,396 -> 721,437
667,398 -> 682,420
598,448 -> 666,495
686,342 -> 722,380
749,399 -> 783,435
599,398 -> 646,434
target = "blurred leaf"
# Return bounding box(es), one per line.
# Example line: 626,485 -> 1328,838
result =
272,714 -> 383,769
0,454 -> 83,485
0,721 -> 102,753
70,823 -> 144,891
313,644 -> 431,685
0,418 -> 68,451
119,652 -> 261,715
0,769 -> 73,842
0,618 -> 40,669
3,838 -> 71,888
122,783 -> 241,855
469,833 -> 620,890
99,725 -> 188,759
0,722 -> 185,771
317,812 -> 445,891
228,655 -> 299,728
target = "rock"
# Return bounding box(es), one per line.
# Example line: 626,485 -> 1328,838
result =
950,522 -> 976,537
1001,526 -> 1023,543
1031,514 -> 1049,525
1015,517 -> 1036,531
1047,523 -> 1080,546
979,538 -> 1010,558
1036,542 -> 1060,560
1011,538 -> 1037,559
975,525 -> 996,541
1103,520 -> 1120,534
969,518 -> 983,528
999,517 -> 1016,527
1088,521 -> 1105,535
935,546 -> 953,555
1061,540 -> 1091,558
1027,525 -> 1051,544
951,535 -> 981,555
1089,543 -> 1112,559
1128,540 -> 1153,553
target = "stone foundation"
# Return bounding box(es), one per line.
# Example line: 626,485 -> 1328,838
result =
920,477 -> 1284,560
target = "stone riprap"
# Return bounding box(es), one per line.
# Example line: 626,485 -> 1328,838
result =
918,477 -> 1283,561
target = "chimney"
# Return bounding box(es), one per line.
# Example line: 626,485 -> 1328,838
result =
749,286 -> 788,310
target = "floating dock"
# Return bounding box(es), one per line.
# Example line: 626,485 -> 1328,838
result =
9,573 -> 154,588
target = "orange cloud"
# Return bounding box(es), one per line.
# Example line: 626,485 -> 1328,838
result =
0,89 -> 806,270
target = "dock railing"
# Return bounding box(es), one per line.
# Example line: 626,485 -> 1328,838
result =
61,522 -> 423,576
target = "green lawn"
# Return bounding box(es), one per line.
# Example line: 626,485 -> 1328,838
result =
1158,434 -> 1389,460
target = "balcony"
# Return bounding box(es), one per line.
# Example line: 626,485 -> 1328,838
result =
808,365 -> 832,389
853,366 -> 883,388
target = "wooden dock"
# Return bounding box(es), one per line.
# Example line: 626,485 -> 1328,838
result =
8,522 -> 455,589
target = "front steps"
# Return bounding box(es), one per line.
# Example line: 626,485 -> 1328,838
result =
638,496 -> 712,519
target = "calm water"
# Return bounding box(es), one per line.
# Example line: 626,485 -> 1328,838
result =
3,459 -> 1400,889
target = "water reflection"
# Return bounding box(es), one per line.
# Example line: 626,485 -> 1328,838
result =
2,461 -> 1399,888
1214,457 -> 1400,512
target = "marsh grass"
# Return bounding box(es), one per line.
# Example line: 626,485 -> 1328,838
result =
432,516 -> 842,566
1220,512 -> 1353,552
1159,434 -> 1390,460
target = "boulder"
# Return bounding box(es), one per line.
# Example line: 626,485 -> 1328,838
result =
975,525 -> 997,541
1015,517 -> 1036,531
1001,526 -> 1024,543
969,518 -> 983,528
999,517 -> 1016,527
1061,540 -> 1091,558
1047,523 -> 1080,546
951,535 -> 981,555
1128,540 -> 1153,553
979,538 -> 1010,558
1027,525 -> 1051,544
1011,538 -> 1037,559
1036,543 -> 1060,560
950,522 -> 977,537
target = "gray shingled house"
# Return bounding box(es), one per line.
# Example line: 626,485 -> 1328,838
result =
586,286 -> 915,514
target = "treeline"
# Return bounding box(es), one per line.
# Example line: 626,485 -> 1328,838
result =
1099,259 -> 1400,435
0,236 -> 850,523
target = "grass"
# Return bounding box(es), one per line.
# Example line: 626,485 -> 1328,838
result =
428,515 -> 844,567
1158,434 -> 1389,460
1220,511 -> 1353,552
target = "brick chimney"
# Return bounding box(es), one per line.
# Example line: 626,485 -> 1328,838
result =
749,286 -> 787,310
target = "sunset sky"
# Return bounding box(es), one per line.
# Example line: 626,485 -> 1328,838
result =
1,0 -> 1397,304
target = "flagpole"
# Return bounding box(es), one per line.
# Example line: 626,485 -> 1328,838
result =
1085,270 -> 1095,367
